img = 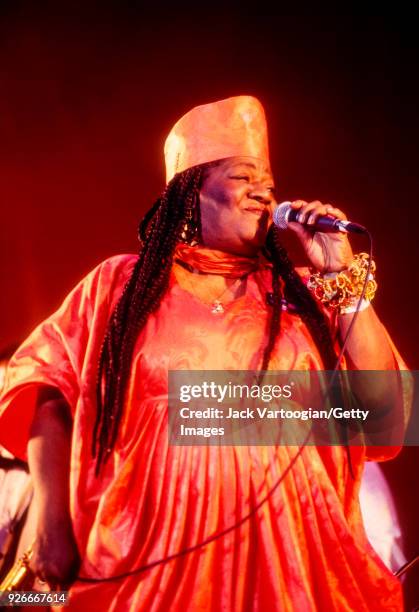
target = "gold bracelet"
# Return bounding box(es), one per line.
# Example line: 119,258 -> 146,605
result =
306,253 -> 377,312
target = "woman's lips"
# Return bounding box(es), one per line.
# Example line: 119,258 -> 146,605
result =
245,207 -> 266,217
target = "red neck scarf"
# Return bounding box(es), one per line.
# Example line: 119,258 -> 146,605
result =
174,243 -> 268,278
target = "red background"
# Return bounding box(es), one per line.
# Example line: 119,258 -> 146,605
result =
1,4 -> 418,605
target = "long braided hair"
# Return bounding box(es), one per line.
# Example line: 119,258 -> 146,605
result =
93,163 -> 338,475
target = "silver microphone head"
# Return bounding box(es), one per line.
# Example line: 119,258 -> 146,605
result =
272,201 -> 292,230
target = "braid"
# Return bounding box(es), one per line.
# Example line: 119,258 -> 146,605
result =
93,166 -> 204,475
259,225 -> 338,391
260,259 -> 282,373
265,226 -> 338,370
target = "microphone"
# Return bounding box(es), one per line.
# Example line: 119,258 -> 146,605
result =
273,201 -> 367,234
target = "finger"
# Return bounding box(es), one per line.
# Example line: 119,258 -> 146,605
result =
306,203 -> 348,226
291,201 -> 349,225
290,199 -> 314,222
290,199 -> 307,210
290,201 -> 320,224
304,203 -> 329,226
299,200 -> 332,224
290,200 -> 333,223
322,205 -> 348,221
40,575 -> 63,592
306,204 -> 334,226
34,576 -> 51,592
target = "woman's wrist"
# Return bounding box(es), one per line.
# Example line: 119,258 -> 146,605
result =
338,297 -> 371,315
35,498 -> 72,527
307,253 -> 377,314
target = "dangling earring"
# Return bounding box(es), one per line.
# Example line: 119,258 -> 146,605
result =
180,205 -> 199,245
180,221 -> 198,245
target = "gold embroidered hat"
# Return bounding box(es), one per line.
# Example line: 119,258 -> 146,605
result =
164,95 -> 270,183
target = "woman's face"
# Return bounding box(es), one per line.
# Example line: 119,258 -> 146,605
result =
199,156 -> 276,256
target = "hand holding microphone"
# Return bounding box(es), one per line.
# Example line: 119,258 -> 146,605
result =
272,199 -> 362,273
273,200 -> 367,234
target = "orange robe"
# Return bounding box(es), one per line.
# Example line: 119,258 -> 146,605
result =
0,252 -> 407,611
